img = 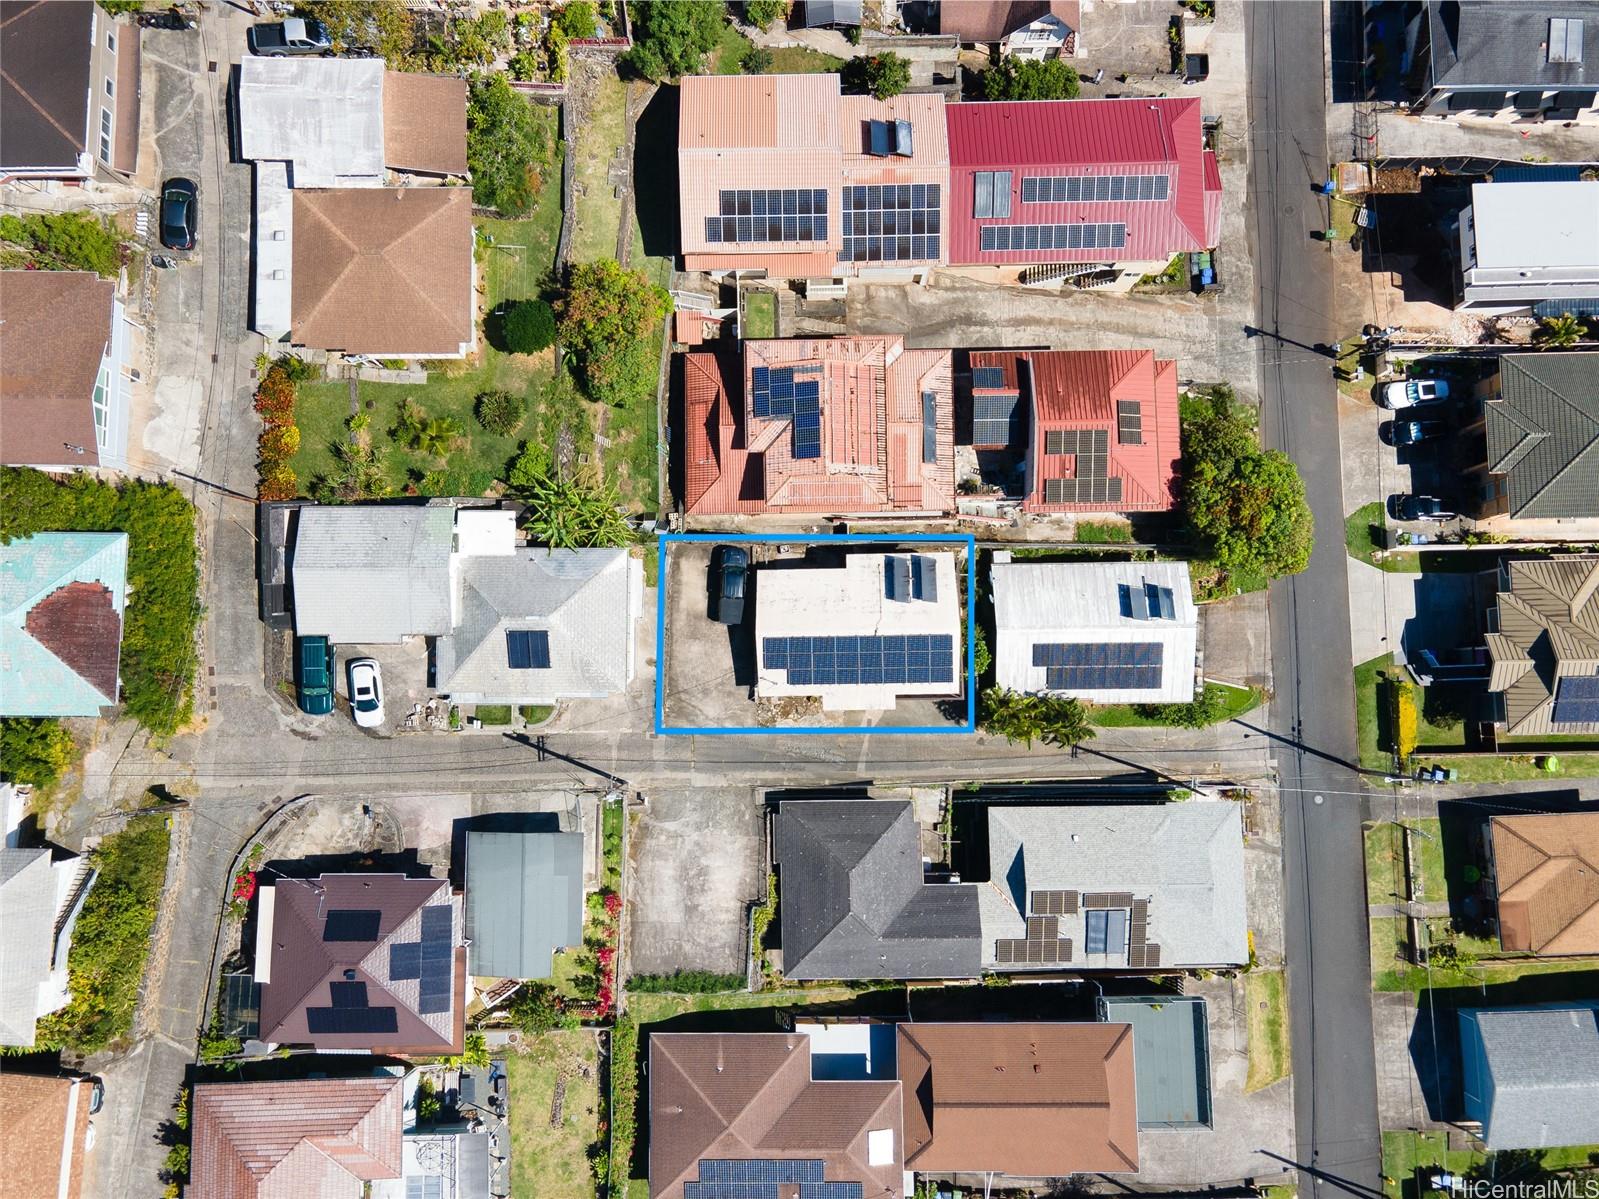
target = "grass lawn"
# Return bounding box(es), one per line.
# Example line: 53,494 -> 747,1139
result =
1421,752 -> 1599,784
743,289 -> 776,339
520,704 -> 555,725
1075,520 -> 1133,543
1363,819 -> 1446,907
507,1032 -> 602,1199
571,71 -> 629,265
1353,654 -> 1467,771
711,25 -> 845,74
1371,915 -> 1599,992
1244,969 -> 1290,1092
1344,502 -> 1421,573
1381,1130 -> 1599,1197
1189,557 -> 1269,603
1090,682 -> 1262,727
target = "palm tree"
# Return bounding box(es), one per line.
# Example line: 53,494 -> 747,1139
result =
1534,312 -> 1589,349
415,417 -> 462,458
979,687 -> 1096,748
392,399 -> 426,446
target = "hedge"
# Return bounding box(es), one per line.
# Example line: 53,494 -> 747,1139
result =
628,970 -> 744,994
0,468 -> 200,736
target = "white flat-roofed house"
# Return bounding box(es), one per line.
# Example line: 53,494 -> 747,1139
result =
992,558 -> 1198,704
756,551 -> 962,711
1456,180 -> 1599,314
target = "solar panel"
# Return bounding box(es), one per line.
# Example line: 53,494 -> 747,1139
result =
1117,398 -> 1144,445
868,119 -> 891,156
1146,582 -> 1175,620
1086,908 -> 1130,955
417,904 -> 454,1015
884,555 -> 910,601
895,119 -> 913,155
972,389 -> 1021,447
390,942 -> 421,980
329,980 -> 368,1008
979,223 -> 1128,253
922,390 -> 938,464
1035,642 -> 1163,690
1020,173 -> 1170,204
1552,675 -> 1599,725
1043,476 -> 1124,505
841,181 -> 940,263
910,554 -> 937,602
765,634 -> 955,687
506,629 -> 551,670
972,366 -> 1006,389
306,1005 -> 399,1035
697,1160 -> 826,1183
323,909 -> 381,942
1031,890 -> 1079,916
710,190 -> 829,244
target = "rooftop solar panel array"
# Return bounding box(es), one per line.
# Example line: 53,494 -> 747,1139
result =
1552,675 -> 1599,725
842,183 -> 941,263
764,634 -> 955,687
922,390 -> 938,464
306,1004 -> 399,1035
1119,581 -> 1176,621
979,223 -> 1127,253
884,554 -> 938,603
1034,641 -> 1163,690
972,389 -> 1021,446
1020,173 -> 1170,204
1043,476 -> 1123,505
417,903 -> 454,1016
705,189 -> 829,244
971,366 -> 1006,389
323,908 -> 382,942
698,1161 -> 825,1184
994,915 -> 1073,965
506,629 -> 551,670
751,366 -> 822,458
1116,398 -> 1143,445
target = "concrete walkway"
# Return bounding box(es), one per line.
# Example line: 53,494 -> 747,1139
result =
1347,559 -> 1416,666
1368,901 -> 1449,918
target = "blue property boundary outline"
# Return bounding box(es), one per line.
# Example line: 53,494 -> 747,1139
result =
654,532 -> 977,736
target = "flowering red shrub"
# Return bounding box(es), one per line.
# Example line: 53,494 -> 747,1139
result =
603,892 -> 622,919
253,367 -> 296,425
597,946 -> 615,967
232,870 -> 257,902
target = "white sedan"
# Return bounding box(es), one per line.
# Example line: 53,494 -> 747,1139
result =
1378,378 -> 1450,410
347,658 -> 384,729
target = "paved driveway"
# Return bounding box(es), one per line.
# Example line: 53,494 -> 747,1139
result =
627,788 -> 763,977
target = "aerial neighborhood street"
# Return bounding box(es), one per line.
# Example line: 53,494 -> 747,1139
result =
4,1 -> 1599,1198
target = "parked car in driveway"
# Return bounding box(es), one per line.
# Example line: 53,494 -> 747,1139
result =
1396,495 -> 1455,522
159,178 -> 197,250
1378,378 -> 1451,410
295,635 -> 335,715
710,545 -> 748,625
347,658 -> 384,728
247,17 -> 332,55
1392,419 -> 1448,447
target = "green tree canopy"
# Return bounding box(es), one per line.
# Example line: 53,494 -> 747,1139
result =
977,56 -> 1080,100
467,75 -> 546,215
979,688 -> 1096,749
298,0 -> 415,59
0,718 -> 75,788
1179,386 -> 1313,582
500,299 -> 557,354
557,259 -> 672,404
623,0 -> 726,81
843,52 -> 911,100
556,0 -> 599,38
744,0 -> 788,29
1534,311 -> 1589,348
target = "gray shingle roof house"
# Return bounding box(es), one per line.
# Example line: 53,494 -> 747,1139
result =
1483,556 -> 1599,737
1405,2 -> 1599,121
775,800 -> 981,981
1459,1003 -> 1599,1150
979,802 -> 1248,970
291,504 -> 455,643
0,846 -> 95,1047
435,548 -> 641,705
1473,354 -> 1599,520
465,830 -> 584,980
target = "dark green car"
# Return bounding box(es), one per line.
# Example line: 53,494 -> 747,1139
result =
295,635 -> 336,715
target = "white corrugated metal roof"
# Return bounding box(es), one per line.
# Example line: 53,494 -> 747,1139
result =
991,560 -> 1197,703
239,56 -> 386,187
290,505 -> 455,643
252,161 -> 293,339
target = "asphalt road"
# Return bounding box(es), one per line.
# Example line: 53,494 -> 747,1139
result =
1248,4 -> 1382,1196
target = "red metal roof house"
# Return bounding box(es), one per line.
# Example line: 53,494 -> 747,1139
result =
944,97 -> 1220,287
970,348 -> 1180,513
681,336 -> 954,518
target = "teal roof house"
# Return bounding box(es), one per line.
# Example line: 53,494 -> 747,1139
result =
1,532 -> 129,716
465,829 -> 585,980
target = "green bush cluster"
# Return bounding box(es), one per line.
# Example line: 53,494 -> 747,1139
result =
977,57 -> 1080,100
0,717 -> 76,787
1134,683 -> 1235,729
843,52 -> 910,100
34,814 -> 170,1052
608,1013 -> 640,1188
623,0 -> 725,81
1,468 -> 201,736
0,211 -> 123,276
501,299 -> 557,355
468,75 -> 549,215
628,969 -> 745,994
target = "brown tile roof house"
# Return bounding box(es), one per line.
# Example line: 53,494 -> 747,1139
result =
291,187 -> 475,358
1484,556 -> 1599,737
255,875 -> 465,1054
0,271 -> 116,469
0,1072 -> 93,1199
190,1075 -> 404,1199
681,337 -> 954,516
939,0 -> 1079,45
649,1032 -> 903,1199
0,0 -> 139,178
382,71 -> 469,176
1491,813 -> 1599,956
897,1022 -> 1139,1176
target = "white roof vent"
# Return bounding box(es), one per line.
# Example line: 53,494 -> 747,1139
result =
270,269 -> 285,280
272,229 -> 286,241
